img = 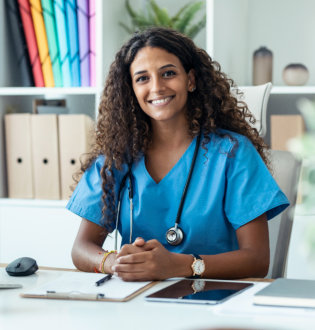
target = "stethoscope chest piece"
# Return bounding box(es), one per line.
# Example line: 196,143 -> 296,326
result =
166,225 -> 184,246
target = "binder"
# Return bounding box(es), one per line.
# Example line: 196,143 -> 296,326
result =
65,0 -> 81,86
54,0 -> 72,87
31,114 -> 60,199
29,0 -> 55,87
41,0 -> 63,87
77,0 -> 90,86
58,114 -> 94,200
5,0 -> 34,87
17,0 -> 45,87
4,114 -> 34,199
89,0 -> 96,86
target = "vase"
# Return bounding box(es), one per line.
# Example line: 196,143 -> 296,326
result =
252,46 -> 273,85
282,63 -> 309,86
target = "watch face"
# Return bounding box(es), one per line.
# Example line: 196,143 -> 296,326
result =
193,259 -> 205,275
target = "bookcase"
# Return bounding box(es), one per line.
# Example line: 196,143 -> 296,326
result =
0,0 -> 130,267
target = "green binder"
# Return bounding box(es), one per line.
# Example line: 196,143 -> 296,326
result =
41,0 -> 63,87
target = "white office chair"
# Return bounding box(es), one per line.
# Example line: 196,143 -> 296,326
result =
236,82 -> 272,137
235,83 -> 301,278
266,150 -> 302,278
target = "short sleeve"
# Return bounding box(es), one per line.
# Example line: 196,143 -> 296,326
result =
224,136 -> 289,230
66,156 -> 115,232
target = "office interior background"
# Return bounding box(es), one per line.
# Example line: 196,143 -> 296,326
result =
0,0 -> 314,279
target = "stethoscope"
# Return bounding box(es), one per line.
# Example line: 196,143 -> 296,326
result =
114,134 -> 201,250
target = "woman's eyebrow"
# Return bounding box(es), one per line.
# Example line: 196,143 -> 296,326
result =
133,64 -> 177,77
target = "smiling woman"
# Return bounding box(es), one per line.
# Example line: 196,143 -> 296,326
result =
66,27 -> 289,281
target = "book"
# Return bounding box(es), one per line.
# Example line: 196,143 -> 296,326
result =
21,272 -> 155,302
17,0 -> 45,87
77,0 -> 90,86
54,0 -> 72,87
41,0 -> 63,87
89,0 -> 95,86
254,278 -> 315,308
5,0 -> 34,87
29,0 -> 55,87
65,0 -> 81,86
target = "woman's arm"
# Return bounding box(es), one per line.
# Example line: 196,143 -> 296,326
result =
71,218 -> 114,273
112,213 -> 269,281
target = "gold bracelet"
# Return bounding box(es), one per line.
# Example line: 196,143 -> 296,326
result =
99,250 -> 116,274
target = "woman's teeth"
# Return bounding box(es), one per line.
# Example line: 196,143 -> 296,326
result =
151,97 -> 172,105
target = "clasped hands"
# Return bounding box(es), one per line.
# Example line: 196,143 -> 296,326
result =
111,238 -> 182,281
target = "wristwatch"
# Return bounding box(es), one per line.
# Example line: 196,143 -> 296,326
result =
190,254 -> 205,278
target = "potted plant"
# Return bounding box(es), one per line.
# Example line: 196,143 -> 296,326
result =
120,0 -> 206,39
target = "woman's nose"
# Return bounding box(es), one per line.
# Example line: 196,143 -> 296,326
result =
151,76 -> 165,93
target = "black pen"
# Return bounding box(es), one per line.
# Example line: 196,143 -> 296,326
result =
95,274 -> 112,286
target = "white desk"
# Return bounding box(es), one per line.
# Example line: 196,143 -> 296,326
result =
1,267 -> 315,330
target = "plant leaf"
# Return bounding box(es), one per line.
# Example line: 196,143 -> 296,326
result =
185,14 -> 206,38
171,3 -> 190,25
149,0 -> 171,26
173,1 -> 205,33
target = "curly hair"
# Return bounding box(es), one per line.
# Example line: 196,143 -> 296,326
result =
75,27 -> 270,225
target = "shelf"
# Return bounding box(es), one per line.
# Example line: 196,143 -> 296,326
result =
0,198 -> 68,208
238,86 -> 315,95
0,87 -> 99,96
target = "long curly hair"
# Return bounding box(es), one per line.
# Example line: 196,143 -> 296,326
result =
75,27 -> 270,224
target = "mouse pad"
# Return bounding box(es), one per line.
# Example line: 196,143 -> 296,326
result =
145,279 -> 253,304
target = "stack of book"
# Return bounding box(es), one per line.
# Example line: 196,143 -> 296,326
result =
6,0 -> 96,87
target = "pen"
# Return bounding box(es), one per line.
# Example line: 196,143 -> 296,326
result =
95,273 -> 112,286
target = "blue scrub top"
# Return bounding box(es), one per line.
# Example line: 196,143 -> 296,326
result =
66,130 -> 289,255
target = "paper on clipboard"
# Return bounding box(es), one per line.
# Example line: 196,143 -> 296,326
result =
21,272 -> 156,302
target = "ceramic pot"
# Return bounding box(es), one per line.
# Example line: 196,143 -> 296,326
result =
253,46 -> 273,85
282,63 -> 309,86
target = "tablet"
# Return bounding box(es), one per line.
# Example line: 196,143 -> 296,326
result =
145,279 -> 253,305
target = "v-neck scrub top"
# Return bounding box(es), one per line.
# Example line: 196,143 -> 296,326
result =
66,130 -> 289,255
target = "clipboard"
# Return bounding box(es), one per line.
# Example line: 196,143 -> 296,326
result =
20,272 -> 156,302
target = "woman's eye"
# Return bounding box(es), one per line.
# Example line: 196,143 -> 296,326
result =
135,76 -> 149,83
162,70 -> 176,78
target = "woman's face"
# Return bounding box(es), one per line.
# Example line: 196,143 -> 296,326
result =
129,46 -> 195,125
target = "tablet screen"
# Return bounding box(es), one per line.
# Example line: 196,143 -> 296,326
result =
145,279 -> 253,304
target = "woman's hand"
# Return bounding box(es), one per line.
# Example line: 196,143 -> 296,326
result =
112,239 -> 192,281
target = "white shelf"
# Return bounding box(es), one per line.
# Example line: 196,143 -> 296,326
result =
0,87 -> 99,96
238,86 -> 315,95
0,198 -> 68,208
271,86 -> 315,95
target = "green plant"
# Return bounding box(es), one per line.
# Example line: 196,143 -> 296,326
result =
120,0 -> 206,39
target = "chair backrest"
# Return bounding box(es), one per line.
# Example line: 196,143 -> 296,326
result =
236,82 -> 272,137
266,150 -> 302,278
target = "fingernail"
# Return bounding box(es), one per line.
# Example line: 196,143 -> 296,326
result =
114,272 -> 118,277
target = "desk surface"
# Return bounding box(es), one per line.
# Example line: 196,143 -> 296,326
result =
1,267 -> 315,330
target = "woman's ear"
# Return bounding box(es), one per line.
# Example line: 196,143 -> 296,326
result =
188,69 -> 196,92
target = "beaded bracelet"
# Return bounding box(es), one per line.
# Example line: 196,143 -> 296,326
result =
99,250 -> 116,274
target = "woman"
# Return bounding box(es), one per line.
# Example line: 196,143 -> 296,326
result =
67,27 -> 289,281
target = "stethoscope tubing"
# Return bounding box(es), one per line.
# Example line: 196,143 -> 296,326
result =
114,134 -> 201,248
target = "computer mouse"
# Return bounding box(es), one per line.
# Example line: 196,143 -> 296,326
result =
5,257 -> 38,276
